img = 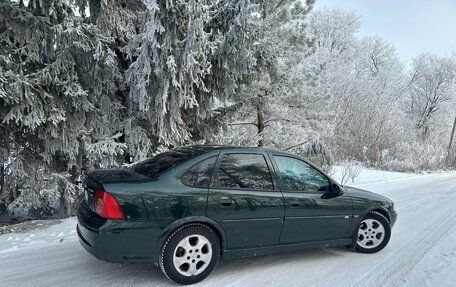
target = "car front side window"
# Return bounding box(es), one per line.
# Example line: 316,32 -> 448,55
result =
273,155 -> 330,192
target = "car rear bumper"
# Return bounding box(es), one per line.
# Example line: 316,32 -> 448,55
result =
77,202 -> 160,263
77,222 -> 126,262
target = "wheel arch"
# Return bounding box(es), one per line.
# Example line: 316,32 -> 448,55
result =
369,208 -> 391,223
156,217 -> 227,260
352,207 -> 391,238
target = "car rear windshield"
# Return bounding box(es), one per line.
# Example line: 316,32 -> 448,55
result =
130,147 -> 209,178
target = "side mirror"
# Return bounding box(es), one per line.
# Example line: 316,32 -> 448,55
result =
331,184 -> 343,195
321,184 -> 343,199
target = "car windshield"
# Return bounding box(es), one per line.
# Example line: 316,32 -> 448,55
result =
130,147 -> 210,177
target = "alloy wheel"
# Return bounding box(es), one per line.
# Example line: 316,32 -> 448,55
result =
357,219 -> 385,249
172,234 -> 213,277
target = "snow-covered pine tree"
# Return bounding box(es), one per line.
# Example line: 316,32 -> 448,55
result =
0,0 -> 126,218
211,0 -> 316,149
0,0 -> 264,219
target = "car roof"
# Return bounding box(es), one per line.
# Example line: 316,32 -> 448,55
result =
174,145 -> 293,156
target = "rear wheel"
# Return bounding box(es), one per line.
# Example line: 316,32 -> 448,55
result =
354,211 -> 391,253
159,224 -> 220,285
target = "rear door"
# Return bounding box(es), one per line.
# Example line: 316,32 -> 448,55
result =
271,154 -> 353,244
207,151 -> 285,249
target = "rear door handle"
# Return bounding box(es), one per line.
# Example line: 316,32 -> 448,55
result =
290,202 -> 300,207
219,197 -> 233,206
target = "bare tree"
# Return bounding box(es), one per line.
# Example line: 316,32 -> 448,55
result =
409,54 -> 456,140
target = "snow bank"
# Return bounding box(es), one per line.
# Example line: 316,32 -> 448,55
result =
0,217 -> 77,255
331,165 -> 433,186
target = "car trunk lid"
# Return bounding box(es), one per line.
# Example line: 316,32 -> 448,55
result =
84,169 -> 149,214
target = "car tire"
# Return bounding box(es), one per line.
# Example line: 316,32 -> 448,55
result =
159,223 -> 220,285
353,211 -> 391,254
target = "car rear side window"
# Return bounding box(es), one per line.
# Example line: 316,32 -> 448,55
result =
130,148 -> 207,177
273,155 -> 330,192
181,156 -> 217,188
214,153 -> 274,190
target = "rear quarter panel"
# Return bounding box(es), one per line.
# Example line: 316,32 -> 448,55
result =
100,151 -> 221,261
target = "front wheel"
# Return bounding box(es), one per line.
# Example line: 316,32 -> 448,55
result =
354,211 -> 391,253
159,223 -> 220,285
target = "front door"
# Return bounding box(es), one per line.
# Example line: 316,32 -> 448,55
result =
271,154 -> 353,244
207,151 -> 285,249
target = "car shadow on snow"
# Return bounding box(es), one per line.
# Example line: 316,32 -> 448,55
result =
77,252 -> 171,286
78,246 -> 351,286
212,247 -> 351,275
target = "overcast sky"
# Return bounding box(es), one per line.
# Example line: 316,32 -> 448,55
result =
315,0 -> 456,63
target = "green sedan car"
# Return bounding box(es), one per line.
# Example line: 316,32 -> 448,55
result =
77,145 -> 397,285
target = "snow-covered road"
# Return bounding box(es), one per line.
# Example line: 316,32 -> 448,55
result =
1,171 -> 456,287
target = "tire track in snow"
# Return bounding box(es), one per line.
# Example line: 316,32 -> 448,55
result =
352,176 -> 456,287
1,173 -> 455,287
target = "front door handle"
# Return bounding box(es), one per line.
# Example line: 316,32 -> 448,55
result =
219,197 -> 233,206
290,202 -> 300,207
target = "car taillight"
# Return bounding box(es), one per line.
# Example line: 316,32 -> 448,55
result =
94,189 -> 125,219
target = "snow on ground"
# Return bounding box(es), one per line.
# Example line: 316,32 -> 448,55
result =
0,168 -> 455,287
401,220 -> 456,287
0,219 -> 63,235
330,165 -> 432,186
0,218 -> 76,256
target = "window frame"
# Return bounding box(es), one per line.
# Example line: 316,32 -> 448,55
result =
270,153 -> 331,193
210,151 -> 278,192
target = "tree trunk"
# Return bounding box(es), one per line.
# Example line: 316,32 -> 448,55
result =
89,0 -> 102,24
257,105 -> 265,147
449,115 -> 456,150
0,164 -> 4,197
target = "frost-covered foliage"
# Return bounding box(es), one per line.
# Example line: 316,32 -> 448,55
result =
216,7 -> 456,172
407,54 -> 456,141
0,0 -> 269,219
1,2 -> 455,220
295,141 -> 334,174
339,160 -> 362,185
211,0 -> 317,148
